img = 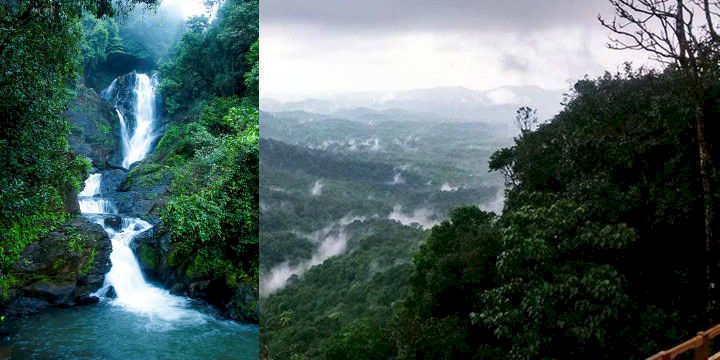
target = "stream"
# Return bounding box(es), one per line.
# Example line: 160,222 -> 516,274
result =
0,73 -> 258,359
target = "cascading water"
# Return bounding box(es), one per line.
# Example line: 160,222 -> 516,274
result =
78,173 -> 117,214
91,213 -> 205,324
121,73 -> 158,168
83,73 -> 205,325
116,109 -> 129,161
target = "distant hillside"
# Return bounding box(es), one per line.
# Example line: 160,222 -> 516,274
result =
261,85 -> 565,122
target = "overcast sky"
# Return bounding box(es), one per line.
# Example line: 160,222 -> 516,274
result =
261,0 -> 654,99
161,0 -> 210,19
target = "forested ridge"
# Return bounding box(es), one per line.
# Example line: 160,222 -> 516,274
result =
0,0 -> 259,324
262,69 -> 720,360
262,22 -> 720,360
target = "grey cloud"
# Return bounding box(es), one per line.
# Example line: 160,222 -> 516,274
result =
501,53 -> 529,73
262,0 -> 612,32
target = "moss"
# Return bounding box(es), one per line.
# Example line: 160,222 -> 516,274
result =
184,254 -> 213,279
167,248 -> 180,267
25,273 -> 52,285
0,211 -> 67,272
136,244 -> 159,270
99,123 -> 111,136
67,233 -> 85,255
125,163 -> 170,189
0,275 -> 17,301
50,258 -> 65,272
80,247 -> 97,275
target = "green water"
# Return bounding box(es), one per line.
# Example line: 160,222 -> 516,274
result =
0,300 -> 258,359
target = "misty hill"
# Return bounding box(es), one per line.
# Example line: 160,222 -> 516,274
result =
262,85 -> 564,122
261,138 -> 424,186
262,110 -> 510,187
260,137 -> 499,236
259,96 -> 508,331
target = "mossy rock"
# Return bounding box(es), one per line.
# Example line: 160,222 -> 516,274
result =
136,243 -> 160,273
66,85 -> 122,169
2,217 -> 112,317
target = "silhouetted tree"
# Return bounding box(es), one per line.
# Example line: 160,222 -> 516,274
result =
599,0 -> 720,322
515,106 -> 539,135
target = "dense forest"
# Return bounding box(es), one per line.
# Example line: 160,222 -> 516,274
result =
261,3 -> 720,359
262,67 -> 720,360
1,0 -> 259,345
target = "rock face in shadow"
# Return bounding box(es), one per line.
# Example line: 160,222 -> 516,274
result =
67,85 -> 122,169
63,186 -> 81,215
131,222 -> 259,323
85,49 -> 155,93
1,217 -> 112,318
101,71 -> 138,133
114,165 -> 172,222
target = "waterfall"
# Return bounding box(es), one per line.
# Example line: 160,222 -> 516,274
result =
100,78 -> 117,99
78,174 -> 117,214
79,72 -> 206,327
121,73 -> 158,169
95,215 -> 203,323
116,109 -> 130,161
78,173 -> 101,197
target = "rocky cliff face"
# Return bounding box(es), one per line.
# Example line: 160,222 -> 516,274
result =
85,47 -> 155,93
100,72 -> 138,133
67,85 -> 122,169
1,217 -> 111,318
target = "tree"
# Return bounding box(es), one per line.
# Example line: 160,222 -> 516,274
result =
488,147 -> 516,187
515,106 -> 539,135
158,0 -> 258,116
599,0 -> 720,323
397,207 -> 503,359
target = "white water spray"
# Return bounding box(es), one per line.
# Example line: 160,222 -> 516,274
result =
78,173 -> 101,197
116,109 -> 130,160
78,174 -> 117,214
121,73 -> 158,168
94,216 -> 205,325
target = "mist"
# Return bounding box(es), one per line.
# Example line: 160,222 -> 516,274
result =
310,180 -> 323,196
481,188 -> 505,214
260,214 -> 367,297
440,183 -> 459,192
388,204 -> 439,230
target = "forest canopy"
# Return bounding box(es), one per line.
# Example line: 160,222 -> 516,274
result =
0,0 -> 259,321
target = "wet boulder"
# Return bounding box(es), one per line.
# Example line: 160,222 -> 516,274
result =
105,286 -> 117,299
2,217 -> 112,317
131,222 -> 173,283
74,295 -> 100,306
224,283 -> 259,323
104,215 -> 123,231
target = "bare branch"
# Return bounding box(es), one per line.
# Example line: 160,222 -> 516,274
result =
704,0 -> 720,41
599,0 -> 720,69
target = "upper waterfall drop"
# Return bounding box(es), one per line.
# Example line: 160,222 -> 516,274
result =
122,73 -> 158,168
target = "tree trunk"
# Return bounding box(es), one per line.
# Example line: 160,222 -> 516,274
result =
697,97 -> 717,325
